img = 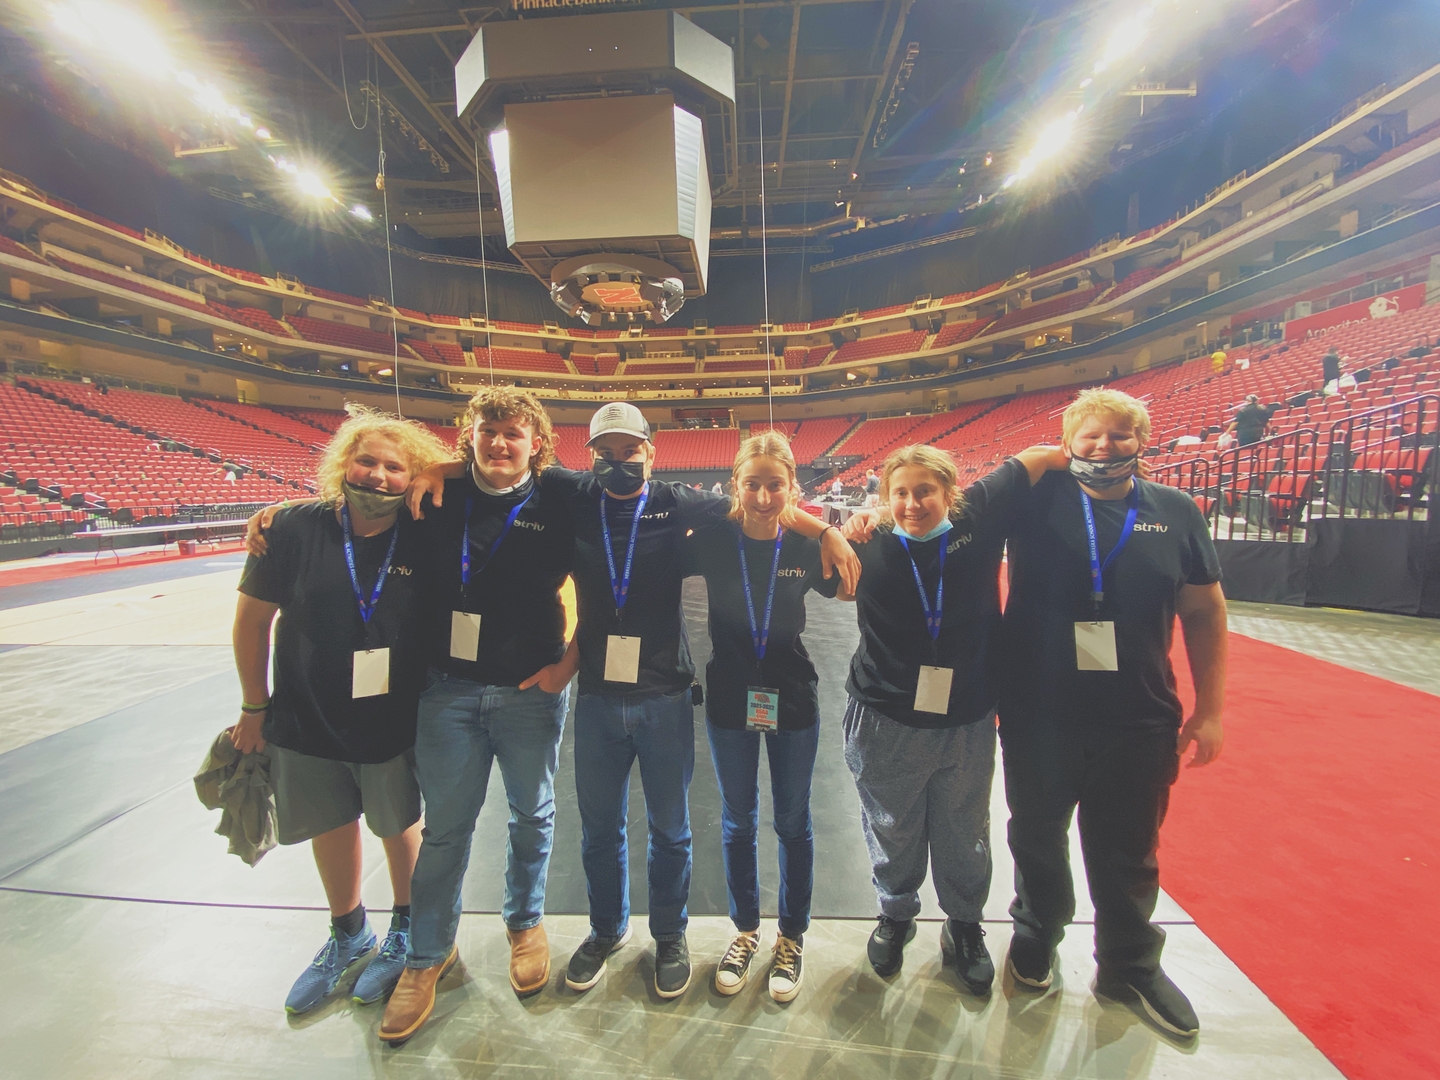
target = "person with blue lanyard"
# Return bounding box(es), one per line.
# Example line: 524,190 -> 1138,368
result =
683,431 -> 851,1002
231,408 -> 450,1016
839,441 -> 1068,994
999,387 -> 1227,1040
379,386 -> 578,1045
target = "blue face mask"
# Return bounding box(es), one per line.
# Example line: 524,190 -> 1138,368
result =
897,517 -> 953,543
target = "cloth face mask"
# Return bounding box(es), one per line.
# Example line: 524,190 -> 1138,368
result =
592,458 -> 646,496
896,517 -> 954,543
1068,453 -> 1139,489
342,480 -> 407,518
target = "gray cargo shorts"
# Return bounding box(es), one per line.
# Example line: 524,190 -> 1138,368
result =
269,744 -> 421,845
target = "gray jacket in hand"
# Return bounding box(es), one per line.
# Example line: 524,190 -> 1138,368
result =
194,729 -> 276,866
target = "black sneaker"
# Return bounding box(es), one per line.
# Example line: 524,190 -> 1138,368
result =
768,934 -> 803,1003
564,925 -> 633,992
866,916 -> 916,977
714,931 -> 760,996
1006,935 -> 1055,991
940,920 -> 994,995
1095,968 -> 1200,1039
654,936 -> 692,999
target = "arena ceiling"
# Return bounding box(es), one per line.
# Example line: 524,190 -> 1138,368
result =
0,0 -> 1412,261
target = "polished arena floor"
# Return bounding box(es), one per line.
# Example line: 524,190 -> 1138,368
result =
2,551 -> 1433,1078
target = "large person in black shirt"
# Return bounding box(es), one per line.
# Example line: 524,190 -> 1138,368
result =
232,408 -> 450,1016
999,387 -> 1227,1040
684,431 -> 849,1004
840,442 -> 1066,995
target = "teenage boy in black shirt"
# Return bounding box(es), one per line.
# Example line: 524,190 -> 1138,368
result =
1000,387 -> 1227,1040
232,409 -> 450,1017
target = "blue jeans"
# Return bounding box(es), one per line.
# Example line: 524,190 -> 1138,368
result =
706,720 -> 819,939
407,672 -> 569,969
574,688 -> 695,942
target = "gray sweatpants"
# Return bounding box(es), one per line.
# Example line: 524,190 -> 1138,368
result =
842,696 -> 996,922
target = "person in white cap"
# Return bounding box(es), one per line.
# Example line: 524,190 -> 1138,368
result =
408,400 -> 859,1001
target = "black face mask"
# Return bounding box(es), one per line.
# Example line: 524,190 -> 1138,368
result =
592,458 -> 647,496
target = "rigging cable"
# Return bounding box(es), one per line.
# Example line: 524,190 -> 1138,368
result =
756,79 -> 774,427
474,139 -> 494,385
376,98 -> 402,416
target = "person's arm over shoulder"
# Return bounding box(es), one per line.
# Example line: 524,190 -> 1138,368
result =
669,480 -> 731,529
681,516 -> 726,579
804,533 -> 848,600
963,453 -> 1040,528
237,504 -> 306,606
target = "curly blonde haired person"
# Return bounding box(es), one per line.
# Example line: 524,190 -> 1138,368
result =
313,405 -> 452,505
455,385 -> 556,480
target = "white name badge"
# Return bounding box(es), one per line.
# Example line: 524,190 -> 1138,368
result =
1074,621 -> 1119,671
604,635 -> 642,684
352,647 -> 391,698
450,611 -> 482,661
914,665 -> 954,714
746,687 -> 780,732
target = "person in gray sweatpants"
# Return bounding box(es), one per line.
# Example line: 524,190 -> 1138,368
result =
841,442 -> 1065,993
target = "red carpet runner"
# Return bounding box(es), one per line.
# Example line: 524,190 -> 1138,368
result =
1166,632 -> 1440,1080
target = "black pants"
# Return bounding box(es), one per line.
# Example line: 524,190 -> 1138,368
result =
999,715 -> 1179,977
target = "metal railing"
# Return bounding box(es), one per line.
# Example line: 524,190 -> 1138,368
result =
1152,393 -> 1440,541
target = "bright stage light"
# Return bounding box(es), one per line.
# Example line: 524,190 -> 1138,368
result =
48,0 -> 174,77
293,170 -> 332,201
350,204 -> 373,221
1094,13 -> 1150,74
1007,111 -> 1080,187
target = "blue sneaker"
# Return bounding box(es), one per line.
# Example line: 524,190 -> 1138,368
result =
353,919 -> 410,1005
285,923 -> 376,1014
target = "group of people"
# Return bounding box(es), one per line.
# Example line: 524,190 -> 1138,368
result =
230,383 -> 1227,1048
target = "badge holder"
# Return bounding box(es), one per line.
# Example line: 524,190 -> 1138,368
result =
746,687 -> 780,732
1074,621 -> 1119,671
451,492 -> 532,662
913,665 -> 953,714
353,647 -> 391,698
600,486 -> 649,686
450,611 -> 482,661
605,635 -> 642,683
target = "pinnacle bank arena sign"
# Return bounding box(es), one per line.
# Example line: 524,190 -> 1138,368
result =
512,0 -> 641,9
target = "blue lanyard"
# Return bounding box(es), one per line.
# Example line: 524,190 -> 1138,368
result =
738,527 -> 784,660
341,505 -> 399,625
461,490 -> 533,587
896,533 -> 946,641
1079,483 -> 1140,611
600,483 -> 648,616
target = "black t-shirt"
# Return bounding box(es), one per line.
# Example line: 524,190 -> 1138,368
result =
238,503 -> 430,764
846,457 -> 1029,729
684,519 -> 841,730
1000,473 -> 1222,730
421,472 -> 574,686
546,468 -> 730,696
1235,403 -> 1277,443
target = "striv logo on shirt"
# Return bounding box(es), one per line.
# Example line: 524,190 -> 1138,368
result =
946,533 -> 973,552
776,567 -> 806,578
514,519 -> 545,531
388,565 -> 413,575
1133,521 -> 1169,533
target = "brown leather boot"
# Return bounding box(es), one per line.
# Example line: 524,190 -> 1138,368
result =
378,946 -> 458,1047
507,922 -> 551,997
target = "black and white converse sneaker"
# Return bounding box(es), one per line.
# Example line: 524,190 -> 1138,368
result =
654,936 -> 692,999
714,931 -> 760,996
1006,935 -> 1055,991
768,934 -> 804,1003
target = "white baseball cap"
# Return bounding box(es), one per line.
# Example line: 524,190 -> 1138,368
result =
587,401 -> 651,445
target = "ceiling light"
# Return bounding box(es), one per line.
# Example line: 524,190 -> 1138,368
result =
1095,13 -> 1150,74
350,204 -> 373,221
376,368 -> 394,377
294,170 -> 332,200
1008,111 -> 1080,186
49,0 -> 173,77
254,127 -> 272,140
